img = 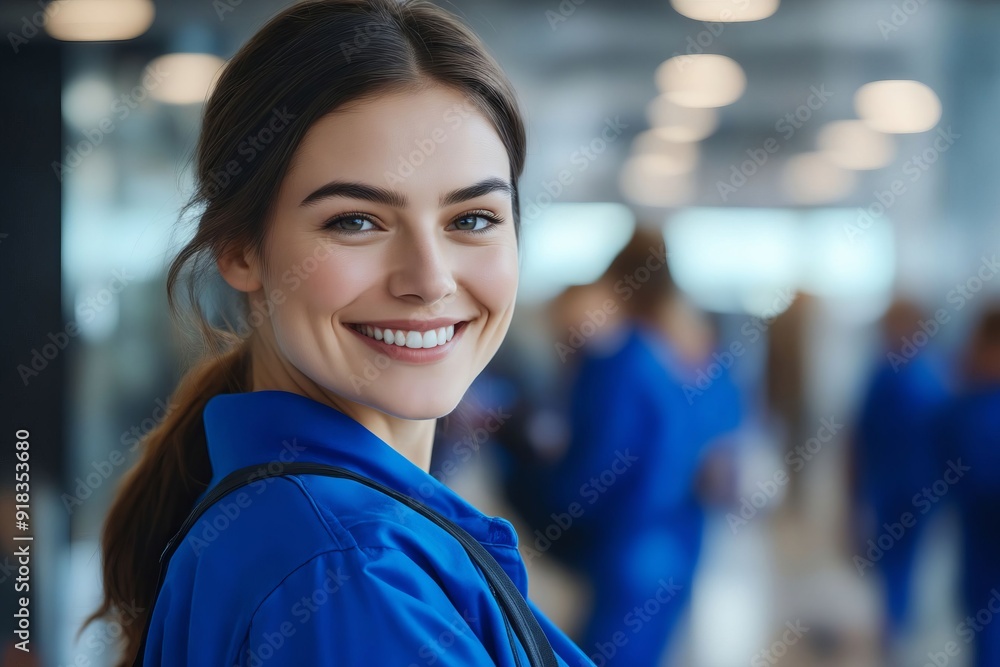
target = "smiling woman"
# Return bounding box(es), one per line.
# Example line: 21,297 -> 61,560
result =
222,86 -> 520,434
80,1 -> 594,666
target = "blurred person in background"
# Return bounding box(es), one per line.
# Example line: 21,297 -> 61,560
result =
494,280 -> 627,572
848,299 -> 951,658
515,280 -> 625,466
539,225 -> 742,666
763,292 -> 813,509
937,303 -> 1000,667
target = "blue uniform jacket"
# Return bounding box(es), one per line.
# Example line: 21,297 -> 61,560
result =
936,385 -> 1000,667
142,389 -> 594,666
541,323 -> 724,666
855,353 -> 949,515
544,323 -> 705,546
937,386 -> 1000,602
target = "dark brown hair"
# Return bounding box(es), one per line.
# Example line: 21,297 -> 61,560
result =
601,223 -> 675,318
81,1 -> 526,663
964,302 -> 1000,383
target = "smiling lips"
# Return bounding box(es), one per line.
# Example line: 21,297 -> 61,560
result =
349,323 -> 456,349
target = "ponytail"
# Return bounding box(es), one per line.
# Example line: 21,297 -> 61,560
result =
79,342 -> 251,666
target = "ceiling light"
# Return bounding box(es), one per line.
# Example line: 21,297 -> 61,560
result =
782,153 -> 856,204
670,0 -> 779,22
620,155 -> 695,207
655,54 -> 746,108
817,120 -> 896,170
630,131 -> 700,174
854,80 -> 941,134
646,96 -> 719,141
146,53 -> 226,105
45,0 -> 154,42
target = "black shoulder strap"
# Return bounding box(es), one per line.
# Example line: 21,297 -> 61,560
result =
132,462 -> 559,667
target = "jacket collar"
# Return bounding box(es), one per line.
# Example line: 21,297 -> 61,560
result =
200,390 -> 523,567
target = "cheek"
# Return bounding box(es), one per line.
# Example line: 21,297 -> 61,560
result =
273,241 -> 376,312
458,243 -> 519,313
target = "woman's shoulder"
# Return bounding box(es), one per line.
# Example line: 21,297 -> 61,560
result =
290,471 -> 484,564
153,473 -> 484,665
179,471 -> 477,596
240,542 -> 496,665
209,475 -> 498,665
167,476 -> 355,612
180,471 -> 433,566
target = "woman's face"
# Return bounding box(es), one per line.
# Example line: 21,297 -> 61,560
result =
233,84 -> 519,420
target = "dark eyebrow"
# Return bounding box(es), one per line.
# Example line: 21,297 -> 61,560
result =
440,177 -> 514,207
298,177 -> 513,208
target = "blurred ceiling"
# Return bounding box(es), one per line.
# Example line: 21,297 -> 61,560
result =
4,0 -> 1000,213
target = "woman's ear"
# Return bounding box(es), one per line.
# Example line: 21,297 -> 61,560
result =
217,243 -> 264,293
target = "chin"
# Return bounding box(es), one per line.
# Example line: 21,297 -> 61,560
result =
363,392 -> 465,421
337,369 -> 471,421
343,358 -> 489,422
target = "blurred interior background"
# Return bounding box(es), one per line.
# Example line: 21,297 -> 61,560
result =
2,0 -> 1000,665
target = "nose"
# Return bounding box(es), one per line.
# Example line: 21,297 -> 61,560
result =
387,226 -> 457,307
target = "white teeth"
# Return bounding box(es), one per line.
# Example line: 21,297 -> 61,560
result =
352,323 -> 458,349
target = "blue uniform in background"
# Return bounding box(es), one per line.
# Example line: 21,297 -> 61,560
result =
142,390 -> 594,666
938,385 -> 1000,667
854,353 -> 950,634
545,322 -> 740,667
